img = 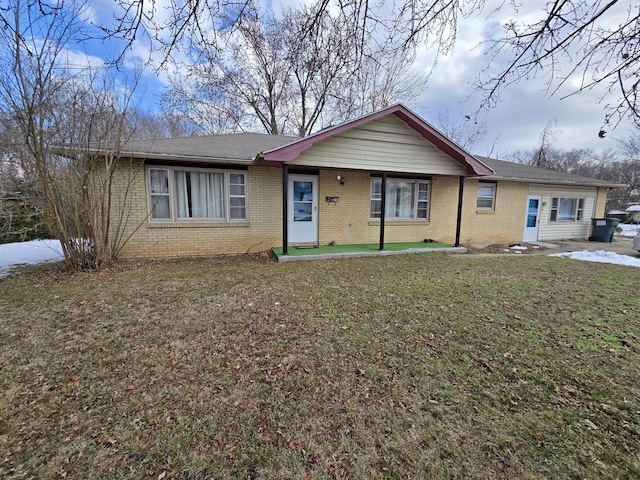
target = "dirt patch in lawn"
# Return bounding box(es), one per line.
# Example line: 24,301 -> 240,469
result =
466,242 -> 548,254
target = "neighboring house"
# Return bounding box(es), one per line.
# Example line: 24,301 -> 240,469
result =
607,210 -> 628,222
626,204 -> 640,223
108,104 -> 623,258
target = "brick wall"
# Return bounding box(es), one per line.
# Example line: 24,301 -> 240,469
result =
594,187 -> 608,218
113,162 -> 604,259
317,172 -> 462,245
460,179 -> 530,244
115,162 -> 284,258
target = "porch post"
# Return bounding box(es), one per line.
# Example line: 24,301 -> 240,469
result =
282,164 -> 289,255
455,175 -> 465,247
379,172 -> 387,250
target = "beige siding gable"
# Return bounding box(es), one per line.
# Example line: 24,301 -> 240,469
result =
289,115 -> 467,175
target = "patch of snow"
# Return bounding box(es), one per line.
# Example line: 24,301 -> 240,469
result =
0,239 -> 64,277
626,205 -> 640,212
607,210 -> 627,215
549,250 -> 640,268
617,224 -> 640,237
510,245 -> 528,251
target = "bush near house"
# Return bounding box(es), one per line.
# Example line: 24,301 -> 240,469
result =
1,254 -> 638,479
0,180 -> 53,244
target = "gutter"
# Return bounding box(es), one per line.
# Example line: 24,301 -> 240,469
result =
487,175 -> 627,189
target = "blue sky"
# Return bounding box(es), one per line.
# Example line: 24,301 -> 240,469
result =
78,0 -> 637,157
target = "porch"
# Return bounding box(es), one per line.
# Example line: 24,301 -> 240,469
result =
272,241 -> 466,262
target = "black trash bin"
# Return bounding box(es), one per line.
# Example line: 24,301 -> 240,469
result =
590,217 -> 621,242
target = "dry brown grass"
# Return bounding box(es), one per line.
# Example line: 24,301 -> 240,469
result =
1,253 -> 639,479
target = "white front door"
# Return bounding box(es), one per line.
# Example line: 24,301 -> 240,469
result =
288,174 -> 318,243
523,195 -> 542,242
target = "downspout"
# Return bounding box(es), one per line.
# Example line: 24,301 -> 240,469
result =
455,175 -> 465,247
282,164 -> 289,255
379,172 -> 387,251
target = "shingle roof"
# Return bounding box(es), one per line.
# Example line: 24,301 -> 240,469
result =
115,130 -> 624,188
477,156 -> 625,188
121,133 -> 298,163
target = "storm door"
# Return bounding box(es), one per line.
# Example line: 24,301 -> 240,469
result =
288,174 -> 318,243
523,195 -> 542,242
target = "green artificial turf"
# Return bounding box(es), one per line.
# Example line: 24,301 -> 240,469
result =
272,241 -> 452,257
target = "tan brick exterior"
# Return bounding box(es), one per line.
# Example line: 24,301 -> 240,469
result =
112,162 -> 609,259
594,187 -> 608,218
115,162 -> 284,258
316,172 -> 460,245
459,179 -> 531,244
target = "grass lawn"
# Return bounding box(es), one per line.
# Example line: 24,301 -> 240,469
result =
1,253 -> 639,479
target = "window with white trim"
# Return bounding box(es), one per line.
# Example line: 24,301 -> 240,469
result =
549,197 -> 584,222
149,168 -> 171,220
147,167 -> 247,222
370,178 -> 430,220
576,198 -> 584,221
476,182 -> 496,210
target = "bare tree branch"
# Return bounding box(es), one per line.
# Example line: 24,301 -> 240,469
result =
0,0 -> 146,268
161,4 -> 429,136
474,0 -> 640,131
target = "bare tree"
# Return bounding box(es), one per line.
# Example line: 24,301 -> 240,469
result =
127,110 -> 196,139
506,124 -> 640,210
530,120 -> 561,170
0,0 -> 141,269
162,8 -> 295,135
432,108 -> 487,150
474,0 -> 640,132
618,131 -> 640,159
83,0 -> 638,133
162,4 -> 428,136
97,0 -> 468,69
52,69 -> 144,267
611,132 -> 640,208
0,117 -> 53,243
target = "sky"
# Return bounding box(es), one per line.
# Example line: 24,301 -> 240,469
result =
409,1 -> 638,158
72,0 -> 638,158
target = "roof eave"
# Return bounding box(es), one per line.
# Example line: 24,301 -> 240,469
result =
488,175 -> 627,188
124,152 -> 256,165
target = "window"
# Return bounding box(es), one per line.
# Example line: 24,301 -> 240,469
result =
576,198 -> 584,221
550,197 -> 584,222
147,167 -> 247,222
149,169 -> 171,220
228,173 -> 247,220
176,170 -> 225,219
477,182 -> 496,210
370,178 -> 430,220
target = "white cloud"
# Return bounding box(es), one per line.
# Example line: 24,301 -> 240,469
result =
68,0 -> 637,151
62,47 -> 105,71
413,0 -> 638,157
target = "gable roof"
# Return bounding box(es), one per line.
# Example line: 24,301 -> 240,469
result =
106,109 -> 623,189
120,133 -> 297,164
478,157 -> 626,188
260,104 -> 493,177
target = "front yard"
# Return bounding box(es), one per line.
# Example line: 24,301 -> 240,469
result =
1,254 -> 638,479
